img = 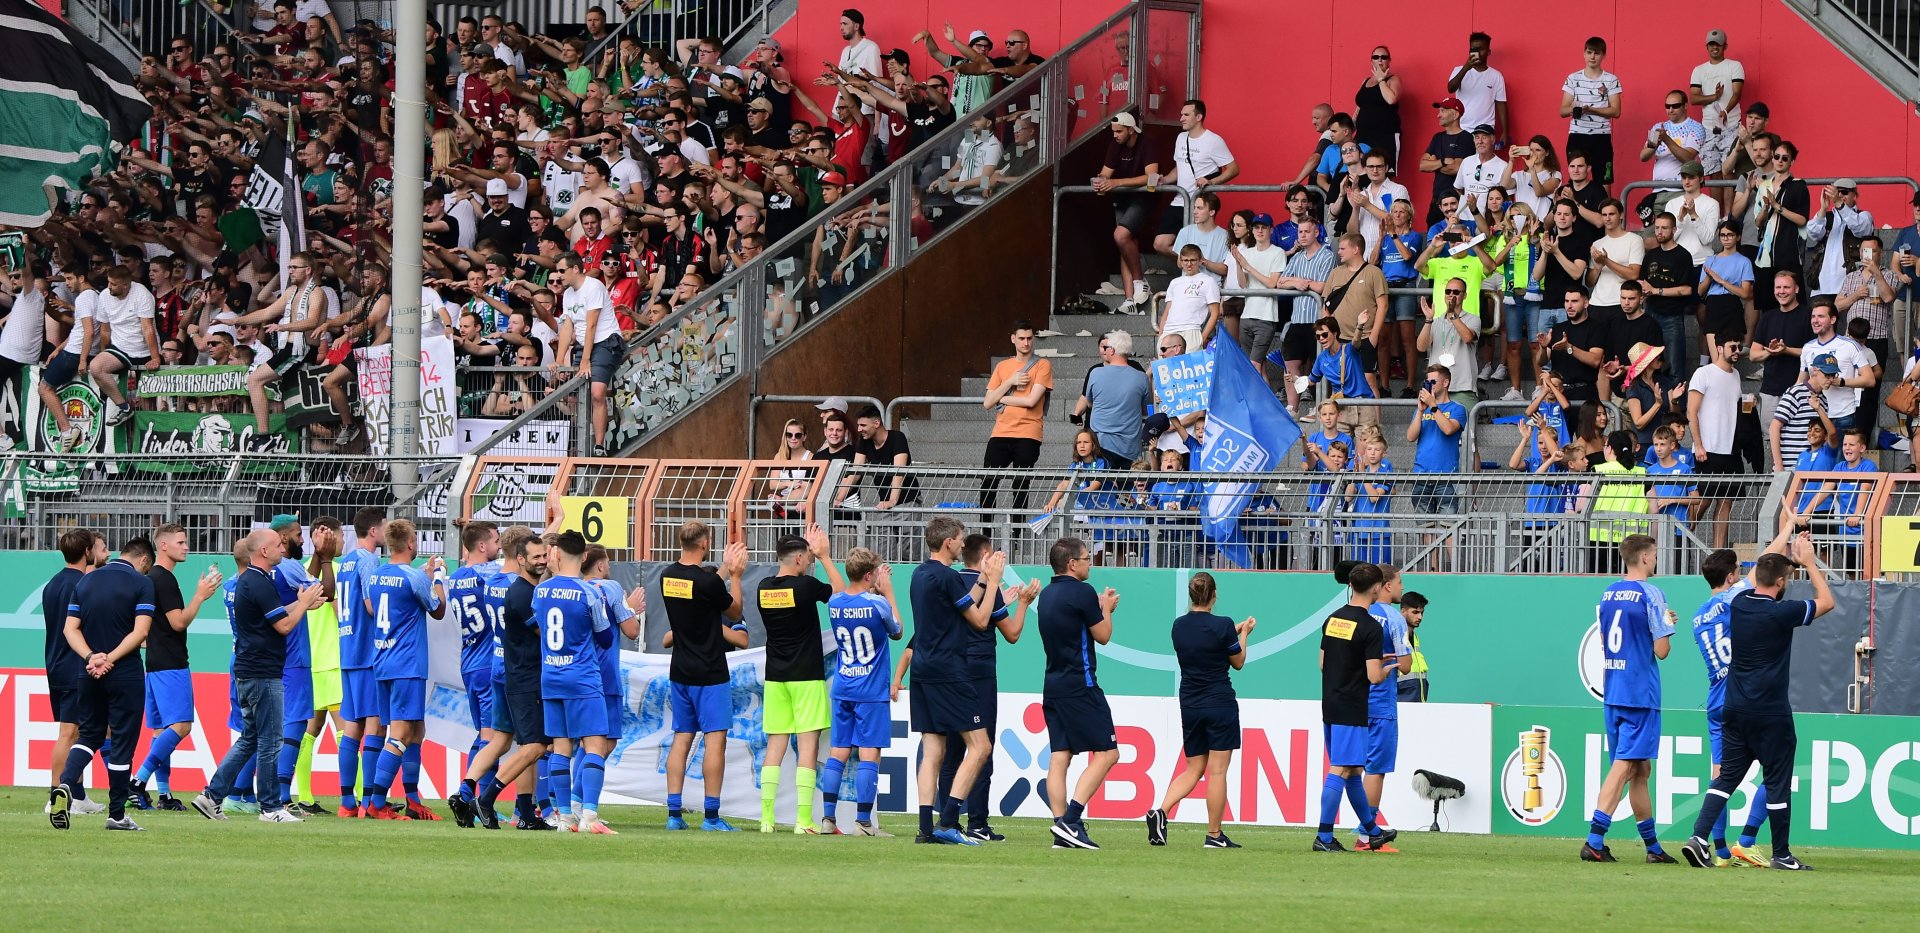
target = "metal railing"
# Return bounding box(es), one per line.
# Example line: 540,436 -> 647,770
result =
67,0 -> 235,61
583,0 -> 780,68
505,1 -> 1201,457
1620,175 -> 1917,230
746,395 -> 881,458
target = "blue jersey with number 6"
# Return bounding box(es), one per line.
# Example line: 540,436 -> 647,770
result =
1597,580 -> 1674,710
369,563 -> 443,682
1691,580 -> 1750,713
449,564 -> 492,675
829,591 -> 899,703
533,575 -> 609,700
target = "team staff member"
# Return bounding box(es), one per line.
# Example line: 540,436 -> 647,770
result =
1583,533 -> 1677,863
1397,590 -> 1431,701
129,524 -> 222,812
1037,536 -> 1121,850
909,516 -> 1006,847
659,520 -> 750,832
1682,532 -> 1834,872
50,537 -> 158,832
1314,561 -> 1392,853
456,528 -> 555,830
43,530 -> 104,818
1148,572 -> 1254,849
755,527 -> 843,835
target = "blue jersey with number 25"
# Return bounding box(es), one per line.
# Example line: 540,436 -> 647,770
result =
1597,580 -> 1674,710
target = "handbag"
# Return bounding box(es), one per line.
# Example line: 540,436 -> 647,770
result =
1885,379 -> 1920,417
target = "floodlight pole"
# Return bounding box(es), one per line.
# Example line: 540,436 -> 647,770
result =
390,0 -> 426,495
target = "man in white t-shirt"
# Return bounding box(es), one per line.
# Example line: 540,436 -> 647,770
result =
1231,214 -> 1290,378
1445,32 -> 1508,142
556,252 -> 621,455
42,270 -> 98,449
234,252 -> 338,443
1560,36 -> 1623,185
1640,92 -> 1706,182
1152,99 -> 1239,261
1799,301 -> 1873,427
1689,29 -> 1745,173
1687,331 -> 1744,548
1158,246 -> 1221,355
1345,151 -> 1408,258
1585,198 -> 1645,321
1452,125 -> 1509,215
0,264 -> 47,449
87,265 -> 161,426
836,9 -> 881,115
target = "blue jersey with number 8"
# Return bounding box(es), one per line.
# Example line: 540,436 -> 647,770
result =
829,591 -> 899,703
1598,580 -> 1674,710
534,575 -> 609,699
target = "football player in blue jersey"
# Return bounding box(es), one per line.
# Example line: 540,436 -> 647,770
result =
334,508 -> 386,817
822,547 -> 902,836
1584,534 -> 1678,863
534,531 -> 617,833
361,519 -> 447,820
448,521 -> 501,814
581,545 -> 644,829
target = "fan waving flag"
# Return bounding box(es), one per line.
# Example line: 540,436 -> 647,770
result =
1196,331 -> 1302,567
0,0 -> 152,226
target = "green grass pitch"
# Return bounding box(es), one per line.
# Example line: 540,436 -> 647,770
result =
9,793 -> 1918,930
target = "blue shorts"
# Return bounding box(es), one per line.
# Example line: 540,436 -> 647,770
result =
1504,295 -> 1543,342
1365,717 -> 1399,775
910,679 -> 983,735
1411,480 -> 1460,514
602,693 -> 623,739
282,665 -> 315,726
341,668 -> 380,722
144,668 -> 194,728
670,681 -> 731,734
1042,688 -> 1117,754
380,676 -> 427,724
43,350 -> 81,388
1605,704 -> 1661,761
1536,305 -> 1569,333
830,699 -> 891,749
1180,705 -> 1241,757
589,335 -> 623,384
1387,290 -> 1422,323
461,667 -> 494,732
1707,704 -> 1724,764
1324,722 -> 1369,768
543,695 -> 609,740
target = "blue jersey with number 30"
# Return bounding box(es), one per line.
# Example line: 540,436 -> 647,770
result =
533,575 -> 609,700
829,591 -> 899,703
369,563 -> 444,682
449,564 -> 492,674
1598,580 -> 1674,710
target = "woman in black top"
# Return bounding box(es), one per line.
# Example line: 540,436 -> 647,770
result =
1354,46 -> 1403,168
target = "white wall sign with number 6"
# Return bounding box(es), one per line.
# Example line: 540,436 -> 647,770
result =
558,495 -> 631,548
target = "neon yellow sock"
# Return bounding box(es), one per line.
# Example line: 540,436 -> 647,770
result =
760,765 -> 779,823
795,767 -> 817,826
293,733 -> 317,804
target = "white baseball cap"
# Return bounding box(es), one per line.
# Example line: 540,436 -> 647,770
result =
485,178 -> 510,196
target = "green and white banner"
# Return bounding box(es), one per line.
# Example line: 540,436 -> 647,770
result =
134,365 -> 265,399
126,410 -> 300,471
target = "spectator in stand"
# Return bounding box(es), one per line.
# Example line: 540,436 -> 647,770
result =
88,266 -> 161,427
1098,111 -> 1152,311
1158,245 -> 1221,356
929,113 -> 1002,207
1698,223 -> 1755,364
1834,239 -> 1896,419
1353,47 -> 1402,168
1314,114 -> 1363,192
1721,103 -> 1772,187
1690,30 -> 1745,175
914,26 -> 996,117
1641,213 -> 1698,380
551,252 -> 618,456
1769,364 -> 1839,473
1406,363 -> 1466,568
1543,288 -> 1608,404
1799,301 -> 1873,431
1641,90 -> 1706,193
1803,179 -> 1874,297
1585,199 -> 1642,326
1420,97 -> 1474,227
980,320 -> 1053,512
1560,37 -> 1623,185
1504,136 -> 1563,224
1273,218 -> 1337,413
1445,32 -> 1508,144
1748,271 -> 1815,428
1670,161 -> 1721,270
1485,203 -> 1544,399
1229,214 -> 1290,381
841,405 -> 914,512
1277,185 -> 1326,254
1687,331 -> 1745,549
1076,330 -> 1152,467
1152,100 -> 1239,263
1322,233 -> 1390,395
1173,193 -> 1230,282
1378,200 -> 1426,395
1747,140 -> 1811,310
1894,192 -> 1920,306
832,9 -> 881,116
798,69 -> 875,187
1453,125 -> 1509,217
1312,316 -> 1374,402
1342,151 -> 1408,258
1417,278 -> 1480,404
817,411 -> 857,469
1289,103 -> 1335,188
1602,282 -> 1666,393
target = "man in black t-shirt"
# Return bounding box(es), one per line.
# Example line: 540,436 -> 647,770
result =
1541,201 -> 1597,311
1036,535 -> 1120,849
1603,284 -> 1666,387
842,405 -> 917,509
1421,98 -> 1474,226
754,528 -> 842,834
51,537 -> 158,831
1314,562 -> 1391,853
1545,288 -> 1610,402
129,524 -> 222,812
1557,151 -> 1610,240
658,520 -> 748,831
1748,271 -> 1815,422
1642,214 -> 1699,380
1095,113 -> 1162,310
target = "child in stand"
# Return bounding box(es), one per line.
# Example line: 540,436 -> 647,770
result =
1645,411 -> 1698,469
1789,419 -> 1841,515
1303,399 -> 1354,541
1525,371 -> 1571,464
1346,433 -> 1394,564
1644,425 -> 1700,539
1145,446 -> 1197,566
1305,439 -> 1350,566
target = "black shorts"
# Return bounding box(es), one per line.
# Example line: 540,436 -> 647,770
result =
1042,687 -> 1117,754
911,679 -> 984,734
1281,322 -> 1318,365
503,688 -> 549,745
103,346 -> 151,370
49,675 -> 81,722
1696,450 -> 1743,497
1114,195 -> 1155,234
1703,293 -> 1745,342
1180,704 -> 1241,757
1156,201 -> 1189,237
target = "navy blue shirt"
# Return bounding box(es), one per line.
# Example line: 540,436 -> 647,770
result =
42,567 -> 85,682
958,566 -> 1009,680
1171,611 -> 1240,708
1036,575 -> 1104,695
908,558 -> 975,685
231,565 -> 290,680
69,559 -> 157,677
500,575 -> 542,690
1725,589 -> 1817,716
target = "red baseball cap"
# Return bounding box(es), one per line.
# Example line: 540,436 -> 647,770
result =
820,171 -> 847,186
1432,96 -> 1464,113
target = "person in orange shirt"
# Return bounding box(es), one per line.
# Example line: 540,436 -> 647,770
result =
980,320 -> 1054,513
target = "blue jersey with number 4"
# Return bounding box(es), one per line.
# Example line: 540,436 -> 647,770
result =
1691,580 -> 1751,713
369,563 -> 444,681
829,590 -> 899,703
449,564 -> 493,674
533,576 -> 610,700
1598,580 -> 1674,709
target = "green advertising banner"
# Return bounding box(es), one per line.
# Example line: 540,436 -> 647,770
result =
133,365 -> 269,398
127,410 -> 301,470
1490,705 -> 1920,851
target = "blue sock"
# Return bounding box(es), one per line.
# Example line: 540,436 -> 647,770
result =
360,741 -> 382,803
338,735 -> 361,808
854,761 -> 879,821
402,743 -> 422,802
235,757 -> 257,802
580,753 -> 606,813
467,735 -> 486,770
667,793 -> 683,819
137,728 -> 184,784
548,752 -> 572,817
1587,809 -> 1613,851
819,757 -> 844,819
1064,798 -> 1085,824
277,730 -> 301,804
1713,802 -> 1731,859
919,804 -> 934,835
536,757 -> 552,807
703,795 -> 720,821
1344,774 -> 1378,836
1739,782 -> 1768,847
1317,772 -> 1343,842
1637,817 -> 1664,854
570,747 -> 585,810
155,761 -> 171,796
370,745 -> 403,808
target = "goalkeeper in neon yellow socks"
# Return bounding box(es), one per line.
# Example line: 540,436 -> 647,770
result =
755,528 -> 844,833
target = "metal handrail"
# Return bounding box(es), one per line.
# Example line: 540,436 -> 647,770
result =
885,396 -> 989,431
747,394 -> 882,457
584,0 -> 780,71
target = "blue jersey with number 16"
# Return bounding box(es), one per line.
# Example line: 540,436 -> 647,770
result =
369,563 -> 444,682
829,590 -> 899,703
449,564 -> 492,674
1691,580 -> 1751,713
1598,580 -> 1674,710
533,575 -> 609,699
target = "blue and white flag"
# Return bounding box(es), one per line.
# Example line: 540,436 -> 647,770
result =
1196,332 -> 1301,566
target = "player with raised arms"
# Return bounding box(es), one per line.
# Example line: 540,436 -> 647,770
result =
1148,571 -> 1254,848
1583,533 -> 1677,863
1037,535 -> 1121,850
659,520 -> 750,831
821,547 -> 902,836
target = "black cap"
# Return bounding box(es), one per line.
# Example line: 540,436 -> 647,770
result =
1747,101 -> 1769,118
1470,123 -> 1495,135
1144,412 -> 1171,437
885,47 -> 910,67
842,8 -> 864,26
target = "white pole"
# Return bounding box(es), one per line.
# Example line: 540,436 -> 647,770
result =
390,0 -> 426,492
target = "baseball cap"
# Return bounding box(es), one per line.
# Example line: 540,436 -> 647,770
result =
747,97 -> 773,113
1747,101 -> 1770,118
1811,353 -> 1840,375
757,37 -> 782,54
820,171 -> 847,186
885,48 -> 910,67
1470,123 -> 1496,135
206,323 -> 237,341
485,178 -> 509,196
1110,112 -> 1139,130
1249,213 -> 1275,227
465,42 -> 491,57
1679,160 -> 1704,177
1432,96 -> 1464,113
1833,177 -> 1858,191
816,396 -> 849,412
721,65 -> 746,82
968,29 -> 990,44
1706,29 -> 1728,45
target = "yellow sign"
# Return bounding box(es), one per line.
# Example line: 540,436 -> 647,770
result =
662,576 -> 693,599
1879,516 -> 1920,574
558,496 -> 630,548
1325,618 -> 1356,640
760,588 -> 796,609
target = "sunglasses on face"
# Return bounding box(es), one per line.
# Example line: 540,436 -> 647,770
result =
1371,54 -> 1390,60
784,431 -> 805,438
1444,288 -> 1464,296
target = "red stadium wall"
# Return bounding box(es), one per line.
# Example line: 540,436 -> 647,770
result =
777,0 -> 1920,219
